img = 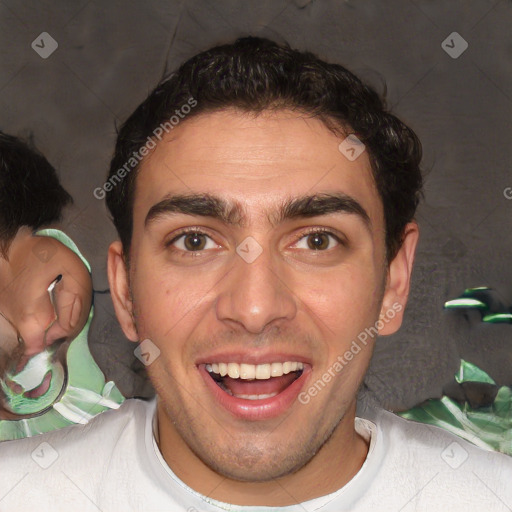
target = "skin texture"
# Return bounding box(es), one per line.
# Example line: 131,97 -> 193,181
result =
108,109 -> 418,506
0,227 -> 92,407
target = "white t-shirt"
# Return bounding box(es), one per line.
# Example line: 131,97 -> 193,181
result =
0,397 -> 510,511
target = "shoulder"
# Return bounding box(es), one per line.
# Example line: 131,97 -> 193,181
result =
365,404 -> 512,466
0,398 -> 154,512
0,398 -> 151,469
356,404 -> 512,509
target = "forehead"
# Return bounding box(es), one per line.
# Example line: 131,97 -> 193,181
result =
133,109 -> 383,227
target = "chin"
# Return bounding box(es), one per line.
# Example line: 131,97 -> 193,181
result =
191,432 -> 317,483
207,450 -> 306,483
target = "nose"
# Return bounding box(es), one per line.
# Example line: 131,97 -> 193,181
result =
215,241 -> 297,334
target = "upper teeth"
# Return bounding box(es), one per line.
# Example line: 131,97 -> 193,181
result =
205,361 -> 304,380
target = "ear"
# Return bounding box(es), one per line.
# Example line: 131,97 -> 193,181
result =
378,222 -> 419,335
107,241 -> 138,342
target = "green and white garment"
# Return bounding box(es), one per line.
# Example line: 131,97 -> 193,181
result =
398,359 -> 512,455
0,229 -> 124,441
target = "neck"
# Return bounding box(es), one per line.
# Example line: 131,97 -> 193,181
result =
156,399 -> 369,507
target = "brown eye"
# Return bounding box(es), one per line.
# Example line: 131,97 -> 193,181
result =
167,230 -> 218,253
306,233 -> 330,250
292,230 -> 342,252
183,233 -> 207,251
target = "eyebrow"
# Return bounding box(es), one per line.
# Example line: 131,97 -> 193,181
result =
145,192 -> 371,231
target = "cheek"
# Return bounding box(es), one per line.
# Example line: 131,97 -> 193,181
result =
297,262 -> 382,333
131,264 -> 216,340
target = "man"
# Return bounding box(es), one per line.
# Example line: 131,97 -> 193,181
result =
0,37 -> 510,511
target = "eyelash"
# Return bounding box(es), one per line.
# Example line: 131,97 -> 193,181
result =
165,226 -> 344,254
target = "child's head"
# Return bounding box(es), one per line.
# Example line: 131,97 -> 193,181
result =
0,132 -> 92,416
0,131 -> 73,257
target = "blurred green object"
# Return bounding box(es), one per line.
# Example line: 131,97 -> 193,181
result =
398,360 -> 512,455
444,287 -> 512,323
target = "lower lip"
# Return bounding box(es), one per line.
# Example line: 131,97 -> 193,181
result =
198,364 -> 311,421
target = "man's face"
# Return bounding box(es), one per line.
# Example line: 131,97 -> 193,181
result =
111,109 -> 410,482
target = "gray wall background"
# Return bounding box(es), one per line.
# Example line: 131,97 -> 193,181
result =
0,0 -> 511,410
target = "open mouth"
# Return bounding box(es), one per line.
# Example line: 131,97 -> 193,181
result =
205,361 -> 305,400
23,371 -> 53,398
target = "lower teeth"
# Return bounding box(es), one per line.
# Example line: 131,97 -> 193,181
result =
210,369 -> 304,401
216,380 -> 278,400
233,392 -> 278,400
